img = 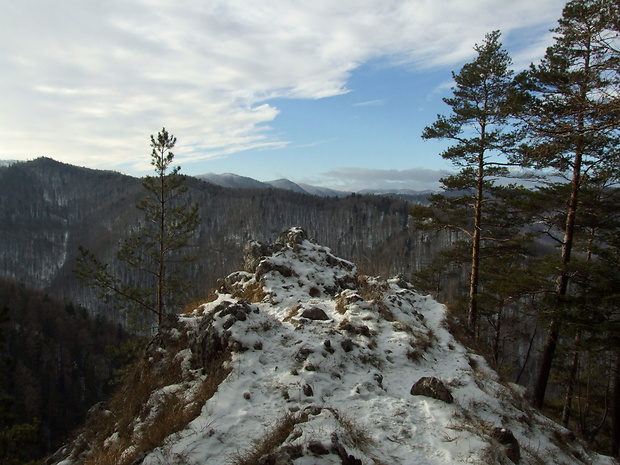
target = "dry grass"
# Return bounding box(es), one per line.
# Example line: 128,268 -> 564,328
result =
356,275 -> 388,302
232,280 -> 266,303
79,349 -> 232,465
335,294 -> 348,314
229,412 -> 304,465
182,291 -> 218,314
283,305 -> 301,323
334,412 -> 376,454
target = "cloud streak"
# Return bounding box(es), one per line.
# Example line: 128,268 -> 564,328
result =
320,167 -> 450,192
1,0 -> 565,173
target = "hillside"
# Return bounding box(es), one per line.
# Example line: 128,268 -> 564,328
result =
0,158 -> 452,321
50,229 -> 615,465
0,277 -> 133,460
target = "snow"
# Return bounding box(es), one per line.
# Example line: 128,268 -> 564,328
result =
54,228 -> 616,465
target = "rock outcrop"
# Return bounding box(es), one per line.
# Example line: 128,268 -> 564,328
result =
50,228 -> 613,465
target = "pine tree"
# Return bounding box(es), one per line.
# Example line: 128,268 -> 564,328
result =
416,30 -> 522,333
76,128 -> 200,328
514,0 -> 620,409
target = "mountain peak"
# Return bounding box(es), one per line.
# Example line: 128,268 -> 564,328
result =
50,228 -> 612,465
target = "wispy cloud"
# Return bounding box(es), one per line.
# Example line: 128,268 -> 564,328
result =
1,0 -> 565,174
319,167 -> 451,191
353,99 -> 386,107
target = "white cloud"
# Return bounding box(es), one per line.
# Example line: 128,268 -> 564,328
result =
0,0 -> 565,173
353,99 -> 386,107
320,167 -> 450,191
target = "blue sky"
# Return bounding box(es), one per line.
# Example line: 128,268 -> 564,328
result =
1,0 -> 566,191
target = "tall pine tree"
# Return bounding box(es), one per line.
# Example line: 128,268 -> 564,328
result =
415,30 -> 522,334
76,128 -> 200,328
514,0 -> 620,409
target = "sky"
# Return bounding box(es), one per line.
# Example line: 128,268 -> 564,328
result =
1,0 -> 567,192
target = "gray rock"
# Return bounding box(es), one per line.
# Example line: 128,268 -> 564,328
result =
410,377 -> 454,404
308,440 -> 330,455
341,338 -> 355,352
243,240 -> 272,273
491,427 -> 520,463
300,308 -> 330,320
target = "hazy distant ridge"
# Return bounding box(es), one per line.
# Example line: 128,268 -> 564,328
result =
195,172 -> 432,201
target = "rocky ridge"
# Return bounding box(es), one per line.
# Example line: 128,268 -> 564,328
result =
52,228 -> 614,465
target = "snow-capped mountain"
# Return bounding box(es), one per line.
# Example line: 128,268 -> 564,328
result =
51,228 -> 614,465
195,172 -> 269,190
196,172 -> 350,197
196,172 -> 435,199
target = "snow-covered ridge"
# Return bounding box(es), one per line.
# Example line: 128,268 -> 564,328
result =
53,228 -> 614,465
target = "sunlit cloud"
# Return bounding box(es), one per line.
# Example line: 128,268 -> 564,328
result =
1,0 -> 565,174
353,99 -> 386,107
319,167 -> 451,191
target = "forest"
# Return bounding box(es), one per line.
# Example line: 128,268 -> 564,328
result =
0,277 -> 133,463
409,0 -> 620,455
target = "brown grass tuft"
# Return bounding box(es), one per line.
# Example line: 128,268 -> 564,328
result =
230,412 -> 303,465
80,350 -> 232,465
182,291 -> 218,314
356,275 -> 388,302
233,280 -> 267,303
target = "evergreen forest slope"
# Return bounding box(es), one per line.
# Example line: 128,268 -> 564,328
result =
0,157 -> 452,321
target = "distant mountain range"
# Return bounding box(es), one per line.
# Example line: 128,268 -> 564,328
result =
0,157 -> 445,320
0,159 -> 18,168
0,160 -> 434,201
195,172 -> 434,202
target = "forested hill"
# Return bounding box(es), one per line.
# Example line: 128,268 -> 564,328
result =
0,157 -> 453,320
0,276 -> 132,461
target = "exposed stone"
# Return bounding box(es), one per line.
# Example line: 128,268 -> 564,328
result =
331,435 -> 362,465
130,452 -> 147,465
275,227 -> 308,248
215,301 -> 253,330
296,347 -> 313,361
256,260 -> 297,279
222,315 -> 236,330
323,339 -> 335,354
340,322 -> 371,337
280,444 -> 304,460
309,286 -> 321,297
308,441 -> 330,455
218,271 -> 252,295
341,338 -> 355,352
491,427 -> 520,463
300,307 -> 330,321
243,240 -> 273,273
410,377 -> 454,404
303,383 -> 314,397
257,444 -> 303,465
85,401 -> 108,422
256,450 -> 293,465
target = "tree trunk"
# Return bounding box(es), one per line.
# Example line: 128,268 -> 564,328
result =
534,319 -> 560,409
533,148 -> 582,409
493,302 -> 503,364
468,153 -> 484,334
562,330 -> 581,427
611,351 -> 620,457
158,153 -> 166,327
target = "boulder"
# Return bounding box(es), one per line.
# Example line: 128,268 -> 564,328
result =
491,427 -> 520,463
243,240 -> 272,273
410,377 -> 454,404
300,307 -> 330,321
